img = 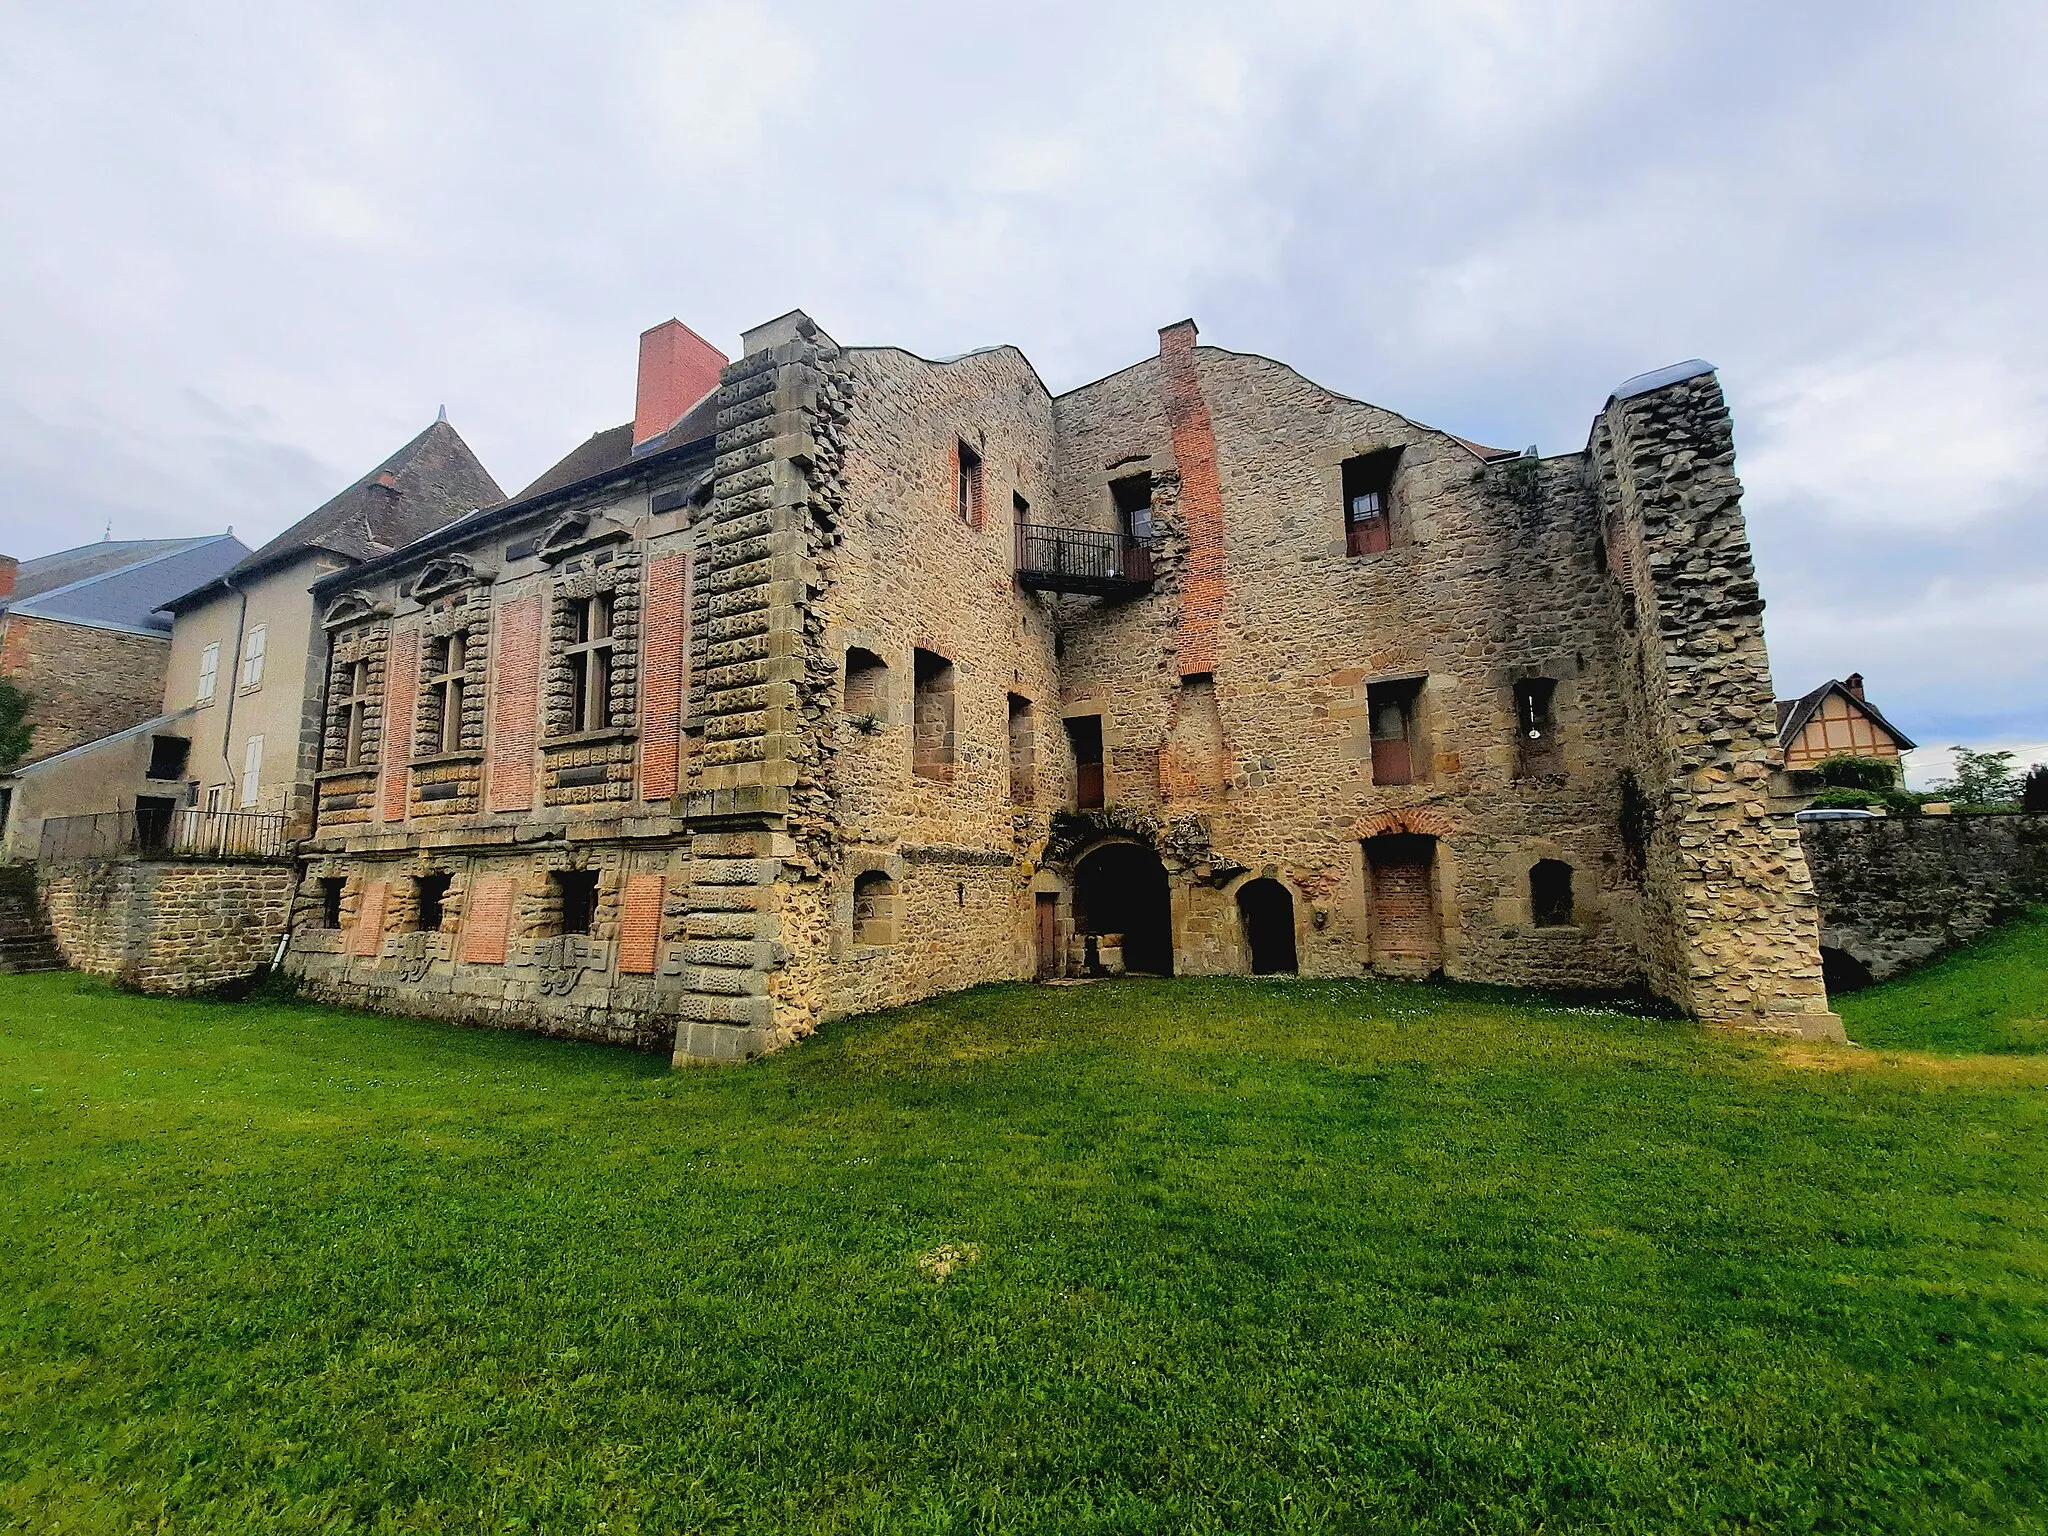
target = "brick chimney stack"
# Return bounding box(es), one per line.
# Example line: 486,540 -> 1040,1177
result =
633,319 -> 729,448
0,554 -> 16,600
1845,672 -> 1865,698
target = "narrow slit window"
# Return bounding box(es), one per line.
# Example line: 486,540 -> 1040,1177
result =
1514,678 -> 1562,777
318,877 -> 345,930
1007,693 -> 1035,805
956,441 -> 983,526
1065,715 -> 1105,809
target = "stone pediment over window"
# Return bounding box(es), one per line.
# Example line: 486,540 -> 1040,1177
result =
537,508 -> 633,564
411,552 -> 495,603
322,589 -> 392,629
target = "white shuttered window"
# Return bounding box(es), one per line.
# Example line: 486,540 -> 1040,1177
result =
241,624 -> 267,687
240,735 -> 264,807
196,643 -> 219,704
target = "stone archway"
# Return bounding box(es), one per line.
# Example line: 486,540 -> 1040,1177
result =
1236,877 -> 1298,975
1074,841 -> 1173,976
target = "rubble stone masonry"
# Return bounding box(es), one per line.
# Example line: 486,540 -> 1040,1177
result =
285,308 -> 1842,1058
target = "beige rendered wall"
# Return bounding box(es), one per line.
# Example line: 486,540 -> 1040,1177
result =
167,554 -> 341,822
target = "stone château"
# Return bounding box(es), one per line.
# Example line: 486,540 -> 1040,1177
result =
288,310 -> 1843,1059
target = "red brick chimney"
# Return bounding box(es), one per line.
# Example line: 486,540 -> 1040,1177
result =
0,555 -> 16,600
1844,672 -> 1865,699
634,319 -> 728,448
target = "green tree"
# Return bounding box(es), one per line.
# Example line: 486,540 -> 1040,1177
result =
1813,754 -> 1897,791
1932,746 -> 2023,807
0,678 -> 31,772
2022,764 -> 2048,815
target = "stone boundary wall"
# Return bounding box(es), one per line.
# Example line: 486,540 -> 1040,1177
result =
1802,814 -> 2048,980
39,861 -> 294,993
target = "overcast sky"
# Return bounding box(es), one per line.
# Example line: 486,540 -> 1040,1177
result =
3,1 -> 2043,783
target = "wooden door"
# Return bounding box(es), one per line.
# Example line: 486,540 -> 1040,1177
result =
1035,892 -> 1058,978
1368,836 -> 1440,972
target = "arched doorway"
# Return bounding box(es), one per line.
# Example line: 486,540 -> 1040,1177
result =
1821,946 -> 1873,996
1074,842 -> 1173,976
1236,878 -> 1298,974
1365,833 -> 1441,973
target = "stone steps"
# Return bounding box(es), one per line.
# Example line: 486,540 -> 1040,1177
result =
0,868 -> 65,974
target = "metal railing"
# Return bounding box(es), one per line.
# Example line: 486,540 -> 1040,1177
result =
39,808 -> 291,864
1014,523 -> 1154,590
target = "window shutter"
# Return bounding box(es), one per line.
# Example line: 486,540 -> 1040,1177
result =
197,643 -> 219,703
241,625 -> 266,686
240,734 -> 264,807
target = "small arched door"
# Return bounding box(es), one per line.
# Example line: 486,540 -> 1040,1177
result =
1236,878 -> 1298,975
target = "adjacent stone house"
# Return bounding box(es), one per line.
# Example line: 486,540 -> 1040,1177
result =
289,311 -> 1842,1057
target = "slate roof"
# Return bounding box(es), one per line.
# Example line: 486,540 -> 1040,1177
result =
512,387 -> 720,503
166,419 -> 505,611
2,535 -> 250,636
1775,680 -> 1918,753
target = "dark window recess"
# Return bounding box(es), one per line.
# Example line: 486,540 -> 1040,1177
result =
843,647 -> 887,719
135,796 -> 176,853
912,649 -> 956,781
566,593 -> 614,732
852,871 -> 895,947
1013,490 -> 1029,526
505,536 -> 539,562
1514,678 -> 1562,776
556,764 -> 611,788
319,877 -> 345,930
1111,474 -> 1154,544
554,870 -> 599,936
1066,715 -> 1105,809
415,873 -> 452,932
419,781 -> 461,801
956,441 -> 983,526
1342,449 -> 1400,556
145,736 -> 190,781
1367,679 -> 1423,786
650,486 -> 688,515
1007,693 -> 1035,805
1530,860 -> 1574,928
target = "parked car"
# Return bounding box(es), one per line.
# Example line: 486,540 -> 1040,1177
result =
1794,808 -> 1880,822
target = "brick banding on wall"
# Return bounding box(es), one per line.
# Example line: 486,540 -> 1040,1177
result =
488,593 -> 543,813
618,873 -> 666,974
351,880 -> 389,958
1158,320 -> 1227,679
380,630 -> 418,824
640,552 -> 688,800
460,876 -> 515,965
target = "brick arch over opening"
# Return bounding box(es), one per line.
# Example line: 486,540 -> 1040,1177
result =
1353,807 -> 1456,840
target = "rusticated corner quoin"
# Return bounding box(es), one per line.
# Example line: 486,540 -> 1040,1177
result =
671,311 -> 852,1064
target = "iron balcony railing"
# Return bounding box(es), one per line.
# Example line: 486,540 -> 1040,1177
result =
38,808 -> 291,864
1014,523 -> 1155,595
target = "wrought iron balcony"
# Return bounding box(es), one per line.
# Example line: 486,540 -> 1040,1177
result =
1015,523 -> 1155,597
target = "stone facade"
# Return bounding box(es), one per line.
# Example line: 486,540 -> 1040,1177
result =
39,859 -> 293,993
0,615 -> 169,765
287,312 -> 1843,1058
1802,814 -> 2048,982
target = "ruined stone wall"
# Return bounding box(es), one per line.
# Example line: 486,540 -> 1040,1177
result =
814,344 -> 1063,1017
1048,337 -> 1644,992
39,860 -> 293,993
1802,814 -> 2048,980
1590,373 -> 1837,1036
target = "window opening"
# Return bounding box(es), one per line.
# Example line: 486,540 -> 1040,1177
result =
135,796 -> 176,854
319,877 -> 346,930
1342,450 -> 1400,556
554,869 -> 599,936
415,873 -> 452,932
1111,474 -> 1154,544
429,632 -> 469,753
1530,859 -> 1574,928
912,649 -> 956,781
145,736 -> 189,781
843,647 -> 888,721
1065,715 -> 1105,808
340,659 -> 372,767
196,642 -> 220,704
240,623 -> 267,688
1007,693 -> 1035,804
1366,679 -> 1422,786
956,441 -> 983,526
852,870 -> 896,947
1514,678 -> 1562,776
566,593 -> 614,732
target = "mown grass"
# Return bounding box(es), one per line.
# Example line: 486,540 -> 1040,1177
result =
2,934 -> 2046,1533
1837,907 -> 2048,1055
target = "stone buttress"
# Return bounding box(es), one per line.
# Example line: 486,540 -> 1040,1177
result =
671,312 -> 850,1062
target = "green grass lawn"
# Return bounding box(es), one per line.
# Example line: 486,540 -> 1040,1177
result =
3,926 -> 2047,1534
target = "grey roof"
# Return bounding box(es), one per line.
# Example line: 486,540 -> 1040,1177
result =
2,535 -> 250,636
1609,359 -> 1716,402
166,419 -> 505,611
1775,679 -> 1918,754
513,386 -> 720,502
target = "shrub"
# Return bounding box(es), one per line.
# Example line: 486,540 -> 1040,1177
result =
2023,765 -> 2048,815
1813,754 -> 1897,791
1809,787 -> 1883,810
0,679 -> 30,772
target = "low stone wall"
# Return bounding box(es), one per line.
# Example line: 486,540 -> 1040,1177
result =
1801,815 -> 2048,981
39,860 -> 295,994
